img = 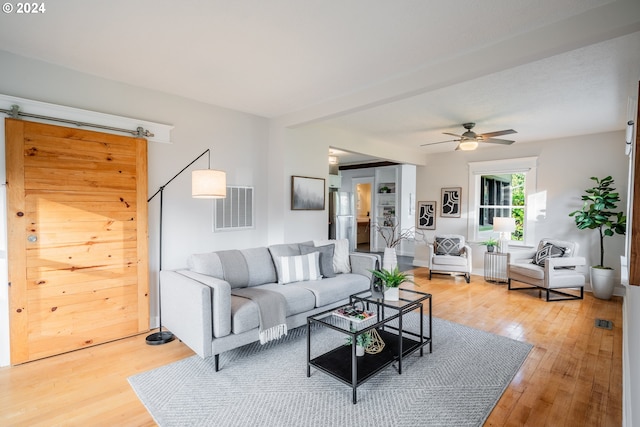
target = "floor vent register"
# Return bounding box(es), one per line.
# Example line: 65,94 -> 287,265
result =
594,319 -> 613,330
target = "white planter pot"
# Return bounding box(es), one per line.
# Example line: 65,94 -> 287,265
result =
590,266 -> 616,300
382,247 -> 398,271
384,286 -> 400,301
356,345 -> 365,357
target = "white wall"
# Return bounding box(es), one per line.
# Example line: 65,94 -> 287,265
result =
414,131 -> 629,294
0,50 -> 270,364
269,125 -> 426,246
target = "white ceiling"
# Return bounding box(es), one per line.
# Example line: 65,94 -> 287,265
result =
1,0 -> 639,162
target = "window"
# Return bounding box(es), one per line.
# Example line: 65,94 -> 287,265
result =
479,173 -> 525,241
468,157 -> 537,246
214,186 -> 254,231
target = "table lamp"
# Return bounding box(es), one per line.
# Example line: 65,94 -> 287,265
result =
493,217 -> 516,253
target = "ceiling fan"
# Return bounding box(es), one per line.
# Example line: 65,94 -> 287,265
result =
421,122 -> 517,151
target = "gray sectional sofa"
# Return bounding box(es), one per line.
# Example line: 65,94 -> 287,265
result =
160,239 -> 379,370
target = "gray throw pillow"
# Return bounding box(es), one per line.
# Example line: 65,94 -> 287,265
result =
434,237 -> 461,256
300,243 -> 336,278
532,243 -> 565,266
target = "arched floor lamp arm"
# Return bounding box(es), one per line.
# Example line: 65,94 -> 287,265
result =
145,148 -> 211,345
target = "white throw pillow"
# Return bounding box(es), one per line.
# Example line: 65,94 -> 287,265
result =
276,252 -> 322,284
313,239 -> 351,274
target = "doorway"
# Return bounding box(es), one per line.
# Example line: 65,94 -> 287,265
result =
353,177 -> 374,252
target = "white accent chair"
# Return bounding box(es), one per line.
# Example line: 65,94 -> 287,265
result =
508,238 -> 586,301
428,234 -> 472,283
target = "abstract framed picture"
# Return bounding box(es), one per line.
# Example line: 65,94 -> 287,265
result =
441,187 -> 461,218
291,176 -> 325,210
417,201 -> 436,230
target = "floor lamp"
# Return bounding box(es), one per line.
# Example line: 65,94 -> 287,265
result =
146,149 -> 226,345
493,217 -> 516,254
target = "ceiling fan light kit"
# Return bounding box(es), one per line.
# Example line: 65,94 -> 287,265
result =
423,122 -> 517,151
459,140 -> 478,151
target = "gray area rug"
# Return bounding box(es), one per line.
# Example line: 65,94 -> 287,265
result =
129,313 -> 532,427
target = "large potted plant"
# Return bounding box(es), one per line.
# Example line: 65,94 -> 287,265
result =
569,176 -> 626,300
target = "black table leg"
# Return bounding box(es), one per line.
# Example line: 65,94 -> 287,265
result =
306,320 -> 311,377
398,311 -> 403,375
352,342 -> 357,404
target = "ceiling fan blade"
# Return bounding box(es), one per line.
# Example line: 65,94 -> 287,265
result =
443,132 -> 463,138
482,138 -> 515,145
420,139 -> 460,147
479,129 -> 517,138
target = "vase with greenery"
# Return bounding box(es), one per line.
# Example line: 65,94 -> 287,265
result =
481,237 -> 498,252
569,176 -> 626,299
370,267 -> 415,301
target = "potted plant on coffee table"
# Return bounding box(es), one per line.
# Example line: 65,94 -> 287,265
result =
370,266 -> 415,301
569,176 -> 626,300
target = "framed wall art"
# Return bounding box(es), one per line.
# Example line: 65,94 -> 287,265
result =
417,201 -> 436,230
441,187 -> 461,218
291,175 -> 325,210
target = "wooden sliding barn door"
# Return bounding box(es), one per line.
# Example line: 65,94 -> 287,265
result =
5,119 -> 149,364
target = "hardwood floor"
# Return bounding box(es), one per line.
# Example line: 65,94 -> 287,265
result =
0,268 -> 622,426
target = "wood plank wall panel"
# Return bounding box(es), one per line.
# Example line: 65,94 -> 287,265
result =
6,119 -> 149,364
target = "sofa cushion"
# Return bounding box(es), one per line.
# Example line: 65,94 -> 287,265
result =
217,250 -> 250,288
241,247 -> 278,286
230,296 -> 260,334
432,254 -> 468,267
510,262 -> 545,280
538,238 -> 575,256
532,243 -> 565,267
268,243 -> 302,259
275,252 -> 322,284
434,236 -> 461,256
300,243 -> 336,278
230,283 -> 316,334
292,273 -> 370,307
187,252 -> 224,279
313,239 -> 351,273
257,283 -> 317,315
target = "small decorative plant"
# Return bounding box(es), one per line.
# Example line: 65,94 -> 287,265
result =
569,176 -> 626,269
481,237 -> 498,252
370,266 -> 415,288
346,331 -> 373,348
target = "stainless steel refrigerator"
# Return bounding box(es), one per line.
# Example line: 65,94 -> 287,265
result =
328,191 -> 355,251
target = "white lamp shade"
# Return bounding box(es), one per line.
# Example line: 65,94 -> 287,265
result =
493,217 -> 516,233
459,140 -> 478,151
192,169 -> 226,198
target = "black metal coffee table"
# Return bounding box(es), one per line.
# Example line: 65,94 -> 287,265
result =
306,288 -> 432,404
